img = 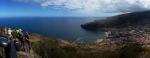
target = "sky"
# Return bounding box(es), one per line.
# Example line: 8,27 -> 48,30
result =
1,0 -> 150,17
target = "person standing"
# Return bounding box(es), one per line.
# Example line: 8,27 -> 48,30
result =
8,28 -> 13,39
24,32 -> 30,50
4,27 -> 8,35
16,28 -> 24,51
12,29 -> 21,51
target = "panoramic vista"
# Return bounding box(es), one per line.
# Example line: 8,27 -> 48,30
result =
1,0 -> 150,58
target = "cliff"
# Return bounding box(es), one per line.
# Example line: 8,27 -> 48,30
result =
81,10 -> 150,31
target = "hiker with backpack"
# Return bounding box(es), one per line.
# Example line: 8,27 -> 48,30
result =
11,28 -> 20,51
16,28 -> 25,51
24,32 -> 30,49
16,29 -> 31,52
6,28 -> 31,52
21,32 -> 31,53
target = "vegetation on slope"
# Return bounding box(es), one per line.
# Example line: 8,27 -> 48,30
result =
30,33 -> 150,58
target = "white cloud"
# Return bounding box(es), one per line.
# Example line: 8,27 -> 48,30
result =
14,0 -> 150,13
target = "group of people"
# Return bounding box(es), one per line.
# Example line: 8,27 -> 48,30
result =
5,28 -> 30,51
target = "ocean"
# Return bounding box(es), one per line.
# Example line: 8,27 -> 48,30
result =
0,17 -> 104,43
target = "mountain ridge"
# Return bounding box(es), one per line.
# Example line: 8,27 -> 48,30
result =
81,10 -> 150,31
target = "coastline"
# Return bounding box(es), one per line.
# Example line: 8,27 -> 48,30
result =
30,32 -> 150,58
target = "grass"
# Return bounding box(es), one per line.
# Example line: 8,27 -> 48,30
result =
28,34 -> 150,58
30,35 -> 119,58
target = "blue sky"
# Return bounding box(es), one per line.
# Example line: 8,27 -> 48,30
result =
1,0 -> 150,17
0,0 -> 71,17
